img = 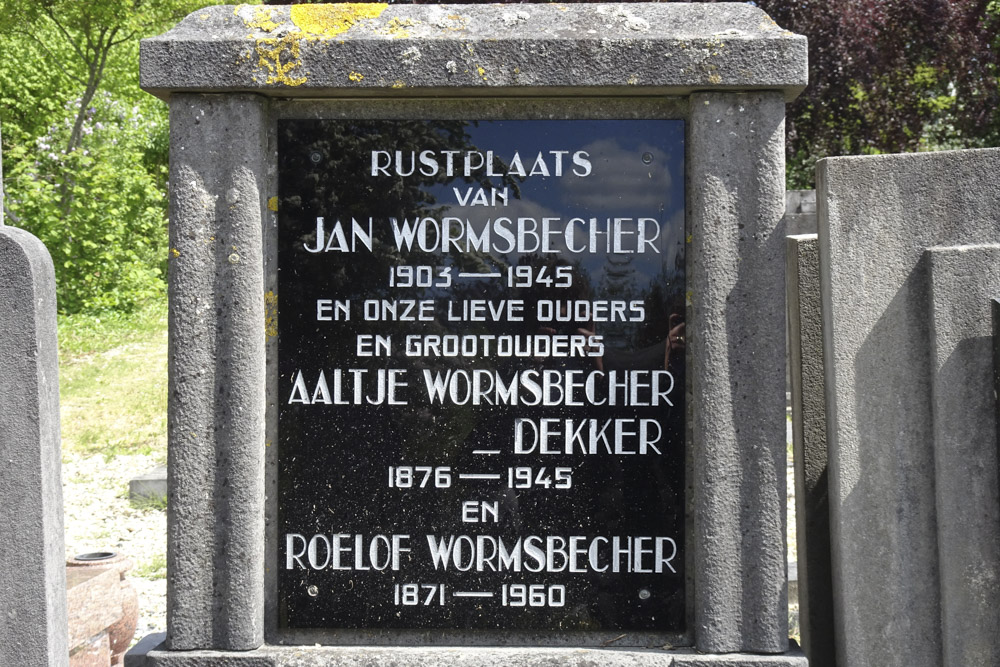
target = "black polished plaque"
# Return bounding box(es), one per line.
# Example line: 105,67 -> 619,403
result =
276,119 -> 686,633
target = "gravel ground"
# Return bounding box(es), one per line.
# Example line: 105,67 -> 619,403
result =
63,450 -> 167,641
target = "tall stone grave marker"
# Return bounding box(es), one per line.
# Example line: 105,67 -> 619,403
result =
818,148 -> 1000,667
133,4 -> 807,665
0,187 -> 69,662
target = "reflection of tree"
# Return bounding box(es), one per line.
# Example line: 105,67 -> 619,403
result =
637,247 -> 685,350
281,119 -> 521,298
278,120 -> 524,457
597,254 -> 638,349
511,253 -> 594,335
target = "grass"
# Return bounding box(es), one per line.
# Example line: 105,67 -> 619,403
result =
133,553 -> 167,580
58,299 -> 169,461
129,493 -> 168,512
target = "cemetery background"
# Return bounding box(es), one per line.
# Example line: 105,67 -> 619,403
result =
1,0 -> 999,660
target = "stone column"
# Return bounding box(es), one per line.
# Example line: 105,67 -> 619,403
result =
688,91 -> 789,654
166,93 -> 267,650
0,225 -> 69,667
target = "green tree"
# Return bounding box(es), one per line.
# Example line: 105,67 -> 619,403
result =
736,0 -> 1000,187
0,0 -> 227,312
5,93 -> 168,312
0,1 -> 208,154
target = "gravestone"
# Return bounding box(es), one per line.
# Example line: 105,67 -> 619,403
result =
130,4 -> 807,665
817,148 -> 1000,667
0,220 -> 69,666
785,233 -> 834,667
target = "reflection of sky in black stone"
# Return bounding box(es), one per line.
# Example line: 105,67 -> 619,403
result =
276,119 -> 687,634
424,120 -> 685,291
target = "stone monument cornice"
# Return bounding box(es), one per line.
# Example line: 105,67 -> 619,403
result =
140,2 -> 807,100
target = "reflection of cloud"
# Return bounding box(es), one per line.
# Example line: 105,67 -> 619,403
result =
561,138 -> 673,212
443,196 -> 573,257
660,208 -> 685,276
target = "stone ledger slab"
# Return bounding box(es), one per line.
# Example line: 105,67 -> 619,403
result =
128,466 -> 167,502
128,641 -> 807,667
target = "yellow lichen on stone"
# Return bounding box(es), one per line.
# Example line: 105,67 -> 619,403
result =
267,196 -> 278,212
391,80 -> 407,88
170,248 -> 180,258
290,3 -> 387,38
256,35 -> 307,86
382,17 -> 415,39
708,73 -> 722,84
238,3 -> 392,88
477,66 -> 487,81
247,6 -> 281,33
348,71 -> 364,82
264,290 -> 278,339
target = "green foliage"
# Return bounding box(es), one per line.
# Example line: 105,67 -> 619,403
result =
0,25 -> 78,147
6,93 -> 168,312
0,0 -> 229,313
747,0 -> 1000,188
132,552 -> 167,579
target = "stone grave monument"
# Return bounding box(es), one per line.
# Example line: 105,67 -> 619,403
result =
815,149 -> 1000,667
130,4 -> 807,665
0,128 -> 70,665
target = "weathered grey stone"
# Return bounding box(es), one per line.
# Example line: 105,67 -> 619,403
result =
994,298 -> 1000,443
141,3 -> 807,661
0,225 -> 68,667
166,93 -> 267,651
785,234 -> 834,667
926,244 -> 1000,667
784,191 -> 816,236
141,4 -> 807,101
128,642 -> 807,667
129,466 -> 167,502
689,91 -> 788,654
818,148 -> 1000,667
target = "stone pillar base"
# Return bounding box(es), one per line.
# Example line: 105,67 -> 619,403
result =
127,634 -> 807,667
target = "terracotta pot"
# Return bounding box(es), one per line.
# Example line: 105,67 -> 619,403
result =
67,552 -> 139,666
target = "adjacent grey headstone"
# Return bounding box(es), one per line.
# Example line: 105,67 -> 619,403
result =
926,244 -> 1000,667
129,466 -> 167,502
818,148 -> 1000,667
785,234 -> 834,667
0,224 -> 69,667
